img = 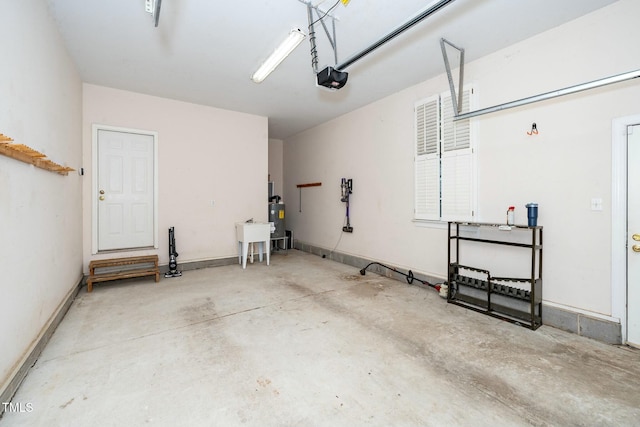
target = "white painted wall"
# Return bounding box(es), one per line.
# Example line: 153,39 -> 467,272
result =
284,0 -> 640,319
268,139 -> 284,200
82,84 -> 268,269
0,1 -> 83,394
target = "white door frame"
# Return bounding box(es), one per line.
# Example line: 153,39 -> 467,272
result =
92,124 -> 159,254
612,114 -> 640,343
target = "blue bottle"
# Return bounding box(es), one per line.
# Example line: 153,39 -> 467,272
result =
526,203 -> 538,227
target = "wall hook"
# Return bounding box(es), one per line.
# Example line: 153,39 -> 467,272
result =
527,122 -> 538,135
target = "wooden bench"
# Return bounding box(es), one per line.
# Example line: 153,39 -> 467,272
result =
87,255 -> 159,292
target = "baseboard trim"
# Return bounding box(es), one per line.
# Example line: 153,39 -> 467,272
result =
542,304 -> 622,345
294,240 -> 443,290
159,256 -> 238,274
294,240 -> 623,345
0,276 -> 82,417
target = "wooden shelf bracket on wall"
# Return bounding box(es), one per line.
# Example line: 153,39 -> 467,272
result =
296,182 -> 322,212
0,133 -> 75,176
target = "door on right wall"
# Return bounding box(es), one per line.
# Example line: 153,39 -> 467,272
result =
628,124 -> 640,347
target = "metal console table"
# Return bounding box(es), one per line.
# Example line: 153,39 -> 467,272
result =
447,222 -> 543,330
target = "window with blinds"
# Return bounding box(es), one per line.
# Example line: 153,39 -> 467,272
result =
414,87 -> 474,221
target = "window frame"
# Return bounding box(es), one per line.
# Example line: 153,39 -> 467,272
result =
414,86 -> 476,223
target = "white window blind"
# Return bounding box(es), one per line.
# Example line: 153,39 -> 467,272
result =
414,88 -> 474,221
414,96 -> 440,220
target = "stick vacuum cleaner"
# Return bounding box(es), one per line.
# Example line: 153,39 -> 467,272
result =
164,226 -> 182,278
341,178 -> 353,233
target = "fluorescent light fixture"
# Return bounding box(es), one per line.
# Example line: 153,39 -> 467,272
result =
251,29 -> 306,83
144,0 -> 162,27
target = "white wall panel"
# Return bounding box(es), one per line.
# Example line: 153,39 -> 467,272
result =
284,0 -> 640,317
0,0 -> 83,395
82,84 -> 268,267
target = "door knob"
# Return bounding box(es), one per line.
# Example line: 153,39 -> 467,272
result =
99,190 -> 105,195
99,196 -> 105,201
633,234 -> 640,241
634,245 -> 640,253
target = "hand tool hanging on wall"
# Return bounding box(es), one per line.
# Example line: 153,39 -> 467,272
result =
341,178 -> 353,232
164,226 -> 182,278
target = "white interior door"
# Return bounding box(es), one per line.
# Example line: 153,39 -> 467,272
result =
97,129 -> 155,251
628,124 -> 640,346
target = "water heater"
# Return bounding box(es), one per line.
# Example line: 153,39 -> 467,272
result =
269,202 -> 286,239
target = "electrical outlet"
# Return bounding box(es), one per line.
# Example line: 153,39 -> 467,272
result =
591,198 -> 603,211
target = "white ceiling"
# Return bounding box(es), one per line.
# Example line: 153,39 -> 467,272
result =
45,0 -> 617,140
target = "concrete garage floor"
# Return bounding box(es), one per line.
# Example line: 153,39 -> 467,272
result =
2,250 -> 640,427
